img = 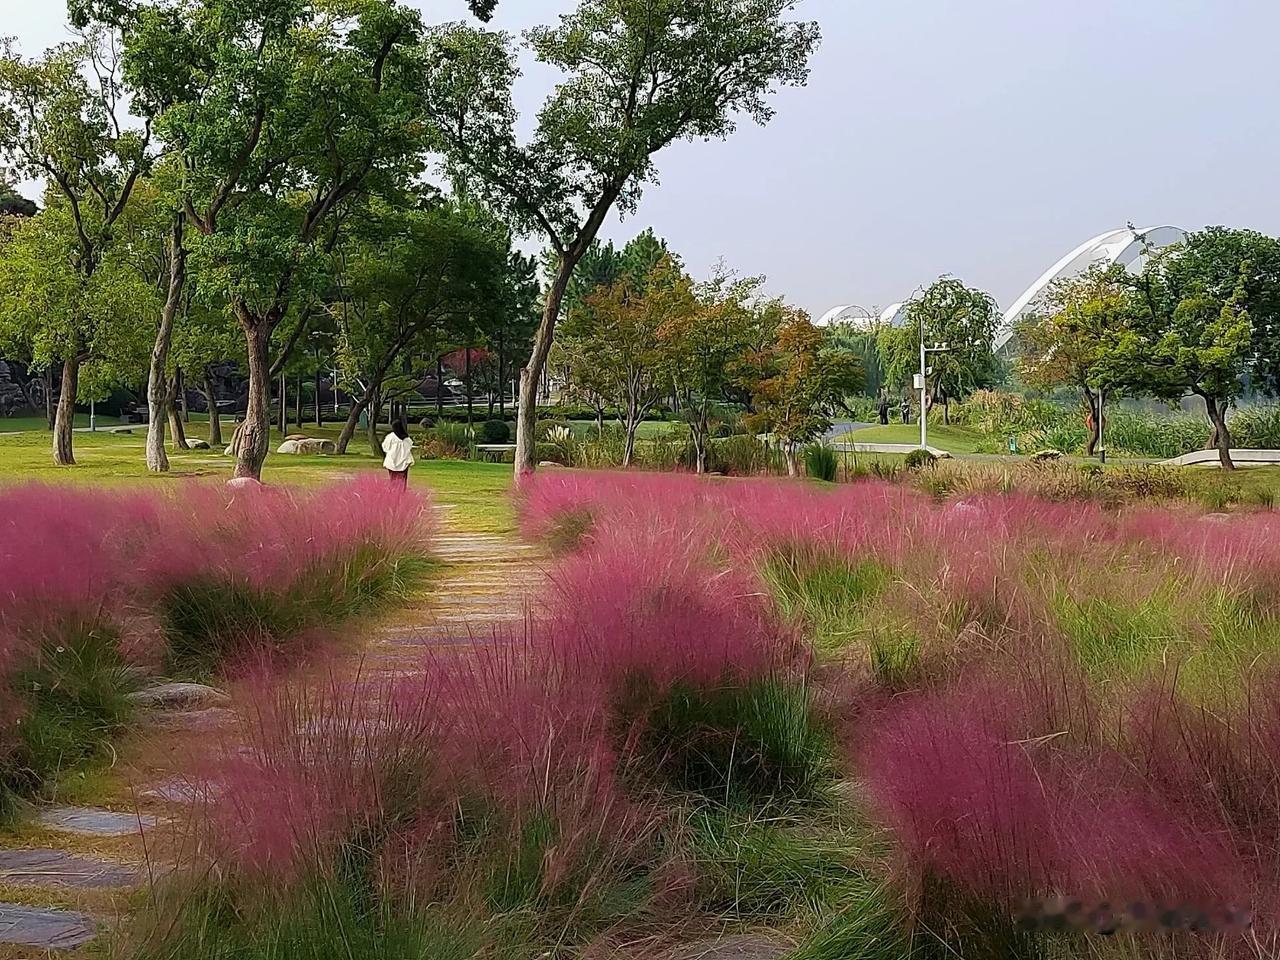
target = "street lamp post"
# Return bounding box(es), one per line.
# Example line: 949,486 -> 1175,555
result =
917,338 -> 951,451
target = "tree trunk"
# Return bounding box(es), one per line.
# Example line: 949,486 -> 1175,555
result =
45,367 -> 54,431
1203,394 -> 1234,470
231,320 -> 273,480
204,372 -> 222,446
179,367 -> 189,423
277,371 -> 287,434
465,346 -> 474,425
622,419 -> 637,468
52,355 -> 78,465
145,215 -> 186,472
784,443 -> 799,478
335,392 -> 373,455
294,372 -> 303,428
314,367 -> 322,427
435,355 -> 444,417
167,372 -> 189,450
1083,389 -> 1100,458
515,258 -> 578,478
497,328 -> 505,417
366,386 -> 383,458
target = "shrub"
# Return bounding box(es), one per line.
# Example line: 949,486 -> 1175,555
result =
904,448 -> 937,470
480,419 -> 511,444
430,422 -> 472,459
1231,404 -> 1280,448
804,444 -> 839,482
709,435 -> 781,475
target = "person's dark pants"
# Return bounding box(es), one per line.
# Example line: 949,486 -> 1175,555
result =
388,468 -> 409,491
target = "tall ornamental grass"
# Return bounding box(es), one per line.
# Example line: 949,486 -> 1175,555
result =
518,471 -> 1280,957
125,512 -> 837,958
0,477 -> 434,815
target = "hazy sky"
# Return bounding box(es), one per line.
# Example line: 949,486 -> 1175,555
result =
8,0 -> 1280,317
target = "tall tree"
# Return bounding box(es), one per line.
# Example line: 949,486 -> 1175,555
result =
561,255 -> 694,466
1101,229 -> 1276,470
741,312 -> 862,476
329,201 -> 505,455
97,0 -> 484,480
878,277 -> 999,423
659,263 -> 759,474
1015,264 -> 1130,457
423,0 -> 820,478
0,30 -> 153,463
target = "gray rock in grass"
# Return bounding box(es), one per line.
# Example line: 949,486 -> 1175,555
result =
127,682 -> 230,710
0,904 -> 97,949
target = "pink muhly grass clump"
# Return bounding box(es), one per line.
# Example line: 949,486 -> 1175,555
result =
195,664 -> 448,882
865,672 -> 1259,933
863,678 -> 1063,905
139,475 -> 434,595
545,523 -> 802,692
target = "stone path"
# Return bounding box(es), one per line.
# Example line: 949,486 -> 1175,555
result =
0,515 -> 545,954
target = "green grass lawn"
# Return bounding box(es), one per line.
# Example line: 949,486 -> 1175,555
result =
0,425 -> 516,533
566,418 -> 687,439
837,421 -> 986,454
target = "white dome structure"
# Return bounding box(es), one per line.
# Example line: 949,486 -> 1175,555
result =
816,302 -> 909,330
997,225 -> 1186,349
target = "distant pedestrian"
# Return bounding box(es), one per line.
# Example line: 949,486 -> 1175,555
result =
900,398 -> 910,424
382,419 -> 415,491
877,396 -> 889,425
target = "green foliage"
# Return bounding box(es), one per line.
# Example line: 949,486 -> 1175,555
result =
2,618 -> 140,816
480,419 -> 510,444
684,807 -> 861,918
904,448 -> 937,470
879,277 -> 1000,402
761,546 -> 893,652
125,873 -> 483,960
629,677 -> 835,806
160,549 -> 433,675
708,434 -> 783,476
804,444 -> 839,482
784,879 -> 913,960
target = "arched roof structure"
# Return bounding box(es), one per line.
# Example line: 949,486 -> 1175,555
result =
996,225 -> 1185,349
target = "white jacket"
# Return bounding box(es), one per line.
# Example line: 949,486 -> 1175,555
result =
381,433 -> 415,471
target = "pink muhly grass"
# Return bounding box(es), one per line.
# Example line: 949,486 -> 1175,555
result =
863,678 -> 1063,905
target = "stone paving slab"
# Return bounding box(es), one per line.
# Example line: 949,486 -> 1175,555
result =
0,849 -> 141,889
39,807 -> 157,837
128,682 -> 230,710
0,904 -> 97,949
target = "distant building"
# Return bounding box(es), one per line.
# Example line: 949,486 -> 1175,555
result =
997,225 -> 1186,350
814,302 -> 908,329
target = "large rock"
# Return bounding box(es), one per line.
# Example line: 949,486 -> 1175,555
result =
277,437 -> 336,455
226,476 -> 262,491
184,438 -> 210,450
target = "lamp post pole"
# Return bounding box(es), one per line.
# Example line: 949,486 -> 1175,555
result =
918,339 -> 951,451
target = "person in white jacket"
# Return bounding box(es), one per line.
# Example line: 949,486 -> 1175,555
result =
381,420 -> 415,491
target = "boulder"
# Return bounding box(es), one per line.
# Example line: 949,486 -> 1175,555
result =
1031,449 -> 1065,462
296,437 -> 336,455
184,438 -> 210,450
226,477 -> 262,491
285,433 -> 309,441
277,437 -> 336,455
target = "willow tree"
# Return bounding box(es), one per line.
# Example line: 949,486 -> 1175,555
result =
423,0 -> 820,477
0,31 -> 153,464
